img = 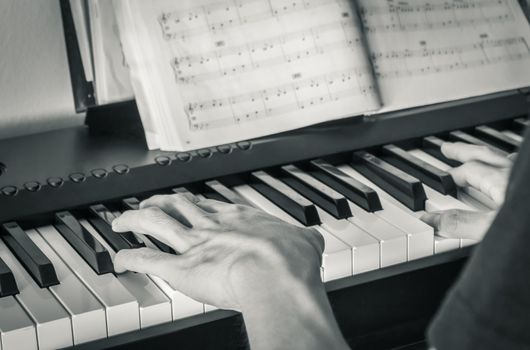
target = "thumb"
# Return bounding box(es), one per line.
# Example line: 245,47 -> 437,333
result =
420,210 -> 496,241
114,247 -> 181,277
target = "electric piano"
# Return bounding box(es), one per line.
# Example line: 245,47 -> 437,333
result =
0,1 -> 529,350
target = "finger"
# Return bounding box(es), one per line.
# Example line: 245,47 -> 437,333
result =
193,197 -> 237,213
420,210 -> 496,241
140,194 -> 211,228
112,207 -> 202,252
441,142 -> 511,168
449,161 -> 508,205
114,247 -> 179,275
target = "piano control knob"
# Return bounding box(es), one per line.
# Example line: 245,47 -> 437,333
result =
176,152 -> 192,162
24,181 -> 41,192
1,186 -> 18,196
91,169 -> 108,179
69,172 -> 86,183
236,141 -> 252,151
47,177 -> 64,188
155,156 -> 172,166
198,149 -> 212,159
113,164 -> 130,175
216,144 -> 233,154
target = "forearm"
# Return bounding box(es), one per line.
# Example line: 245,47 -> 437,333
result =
238,269 -> 349,350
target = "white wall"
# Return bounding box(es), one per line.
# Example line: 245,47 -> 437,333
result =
0,0 -> 84,140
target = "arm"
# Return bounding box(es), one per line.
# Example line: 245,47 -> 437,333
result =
112,194 -> 349,350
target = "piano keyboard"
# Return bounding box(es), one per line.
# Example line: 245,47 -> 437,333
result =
0,118 -> 525,349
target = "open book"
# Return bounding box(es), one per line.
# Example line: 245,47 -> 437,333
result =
108,0 -> 530,151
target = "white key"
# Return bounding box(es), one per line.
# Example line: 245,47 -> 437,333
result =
0,240 -> 72,350
315,208 -> 379,274
79,220 -> 172,328
141,239 -> 205,319
25,229 -> 107,345
337,165 -> 435,259
183,199 -> 217,312
233,184 -> 353,281
131,233 -> 204,320
0,297 -> 37,350
36,226 -> 140,336
502,130 -> 523,143
111,208 -> 212,318
295,170 -> 405,268
434,236 -> 460,254
402,151 -> 493,244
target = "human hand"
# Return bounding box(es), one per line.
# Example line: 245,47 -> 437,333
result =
441,141 -> 514,205
111,193 -> 325,311
421,142 -> 515,240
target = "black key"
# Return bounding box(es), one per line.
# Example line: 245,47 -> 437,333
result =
512,117 -> 528,135
306,159 -> 382,212
381,144 -> 457,197
55,211 -> 114,275
277,165 -> 352,219
351,151 -> 427,211
249,170 -> 320,226
122,198 -> 175,254
0,256 -> 18,297
89,204 -> 145,251
472,125 -> 520,153
447,130 -> 509,158
421,136 -> 462,167
448,130 -> 492,146
203,180 -> 253,206
1,222 -> 59,288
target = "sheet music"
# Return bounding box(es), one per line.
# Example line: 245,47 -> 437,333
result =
89,0 -> 134,104
358,0 -> 530,112
114,0 -> 380,150
70,0 -> 93,83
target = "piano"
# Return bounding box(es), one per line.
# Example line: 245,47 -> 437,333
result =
0,1 -> 529,349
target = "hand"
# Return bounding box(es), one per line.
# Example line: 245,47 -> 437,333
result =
112,193 -> 350,350
111,193 -> 325,311
421,209 -> 497,241
421,142 -> 515,240
441,142 -> 514,205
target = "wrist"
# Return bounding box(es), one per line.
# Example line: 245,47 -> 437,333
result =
228,249 -> 323,310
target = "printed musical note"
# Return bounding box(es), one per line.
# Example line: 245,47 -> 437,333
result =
186,68 -> 375,131
358,0 -> 530,112
358,0 -> 516,33
372,37 -> 530,79
152,0 -> 379,134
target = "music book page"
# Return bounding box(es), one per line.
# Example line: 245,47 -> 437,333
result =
89,0 -> 134,105
113,0 -> 380,150
358,0 -> 530,113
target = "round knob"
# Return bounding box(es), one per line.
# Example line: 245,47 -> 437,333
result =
24,181 -> 41,192
216,145 -> 233,154
1,186 -> 18,196
113,164 -> 130,175
155,156 -> 172,166
176,152 -> 192,162
236,141 -> 252,151
47,177 -> 64,188
198,149 -> 212,159
69,172 -> 86,183
91,169 -> 108,179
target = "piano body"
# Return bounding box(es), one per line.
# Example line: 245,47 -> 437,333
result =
0,1 -> 529,349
